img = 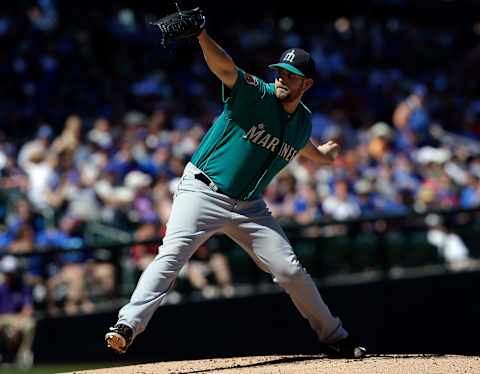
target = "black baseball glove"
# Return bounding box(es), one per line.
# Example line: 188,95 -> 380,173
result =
150,7 -> 206,45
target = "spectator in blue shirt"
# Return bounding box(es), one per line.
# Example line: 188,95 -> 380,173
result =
460,176 -> 480,208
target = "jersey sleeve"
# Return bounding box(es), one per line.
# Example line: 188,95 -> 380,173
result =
223,68 -> 273,130
225,68 -> 270,104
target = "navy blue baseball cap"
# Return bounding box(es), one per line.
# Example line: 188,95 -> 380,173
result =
269,48 -> 316,79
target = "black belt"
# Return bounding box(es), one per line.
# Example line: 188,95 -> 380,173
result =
194,172 -> 221,193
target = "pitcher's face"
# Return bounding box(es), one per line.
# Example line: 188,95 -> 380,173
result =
274,68 -> 312,102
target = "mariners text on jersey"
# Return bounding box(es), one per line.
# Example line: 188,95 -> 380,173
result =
243,123 -> 298,162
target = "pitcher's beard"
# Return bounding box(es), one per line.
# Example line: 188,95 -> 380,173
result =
276,87 -> 290,100
278,92 -> 298,104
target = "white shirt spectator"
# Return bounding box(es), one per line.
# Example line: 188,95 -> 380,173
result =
427,229 -> 469,264
322,180 -> 361,221
322,195 -> 360,221
18,144 -> 57,210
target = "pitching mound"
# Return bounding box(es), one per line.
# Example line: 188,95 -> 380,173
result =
62,354 -> 479,374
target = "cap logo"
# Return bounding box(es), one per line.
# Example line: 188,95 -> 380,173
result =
283,49 -> 296,63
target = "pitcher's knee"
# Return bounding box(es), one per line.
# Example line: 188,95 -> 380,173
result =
272,263 -> 306,285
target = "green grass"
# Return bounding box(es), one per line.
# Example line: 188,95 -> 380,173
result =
0,363 -> 116,374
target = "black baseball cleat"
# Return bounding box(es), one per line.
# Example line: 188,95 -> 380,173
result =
105,323 -> 133,354
325,335 -> 367,359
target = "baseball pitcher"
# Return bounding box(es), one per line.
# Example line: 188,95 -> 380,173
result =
106,7 -> 366,359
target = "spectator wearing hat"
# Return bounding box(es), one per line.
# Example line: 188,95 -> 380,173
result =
367,121 -> 394,161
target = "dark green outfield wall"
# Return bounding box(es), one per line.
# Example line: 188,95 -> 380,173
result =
33,270 -> 480,363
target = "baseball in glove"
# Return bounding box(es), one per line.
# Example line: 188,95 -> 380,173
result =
150,6 -> 206,45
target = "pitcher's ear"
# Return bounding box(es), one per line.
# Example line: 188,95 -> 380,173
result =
303,78 -> 314,92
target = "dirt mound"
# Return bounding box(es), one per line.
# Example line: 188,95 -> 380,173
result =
61,354 -> 480,374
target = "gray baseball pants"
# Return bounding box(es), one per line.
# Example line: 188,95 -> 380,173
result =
118,162 -> 347,343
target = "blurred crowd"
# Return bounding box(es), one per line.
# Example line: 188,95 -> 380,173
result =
1,1 -> 480,366
0,0 -> 480,340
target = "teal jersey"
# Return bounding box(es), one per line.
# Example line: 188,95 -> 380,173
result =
191,68 -> 312,200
